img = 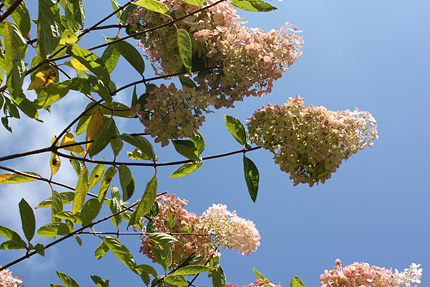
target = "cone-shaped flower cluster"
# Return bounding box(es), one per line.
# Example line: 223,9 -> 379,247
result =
320,259 -> 422,287
0,266 -> 22,287
139,194 -> 260,268
127,0 -> 303,145
247,95 -> 378,186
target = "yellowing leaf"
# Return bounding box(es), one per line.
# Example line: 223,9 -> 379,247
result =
60,132 -> 85,156
0,174 -> 14,184
64,58 -> 89,71
86,110 -> 104,153
59,29 -> 78,45
28,67 -> 56,90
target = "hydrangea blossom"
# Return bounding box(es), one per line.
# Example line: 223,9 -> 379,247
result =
127,0 -> 303,145
320,259 -> 422,287
198,204 -> 261,255
139,194 -> 213,267
247,95 -> 378,186
139,194 -> 260,268
0,266 -> 22,287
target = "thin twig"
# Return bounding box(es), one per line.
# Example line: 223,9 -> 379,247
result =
53,146 -> 262,167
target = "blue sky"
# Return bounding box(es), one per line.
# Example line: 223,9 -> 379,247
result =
0,0 -> 429,286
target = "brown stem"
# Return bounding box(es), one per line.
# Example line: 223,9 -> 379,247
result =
53,146 -> 262,167
0,0 -> 24,23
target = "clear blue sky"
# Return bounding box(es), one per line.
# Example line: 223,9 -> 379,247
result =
0,0 -> 429,286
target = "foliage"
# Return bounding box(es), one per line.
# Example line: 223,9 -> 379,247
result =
0,0 -> 411,287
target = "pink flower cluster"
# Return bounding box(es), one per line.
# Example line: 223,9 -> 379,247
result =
247,95 -> 378,186
0,266 -> 22,287
139,194 -> 261,268
127,0 -> 303,145
320,259 -> 422,287
227,279 -> 281,287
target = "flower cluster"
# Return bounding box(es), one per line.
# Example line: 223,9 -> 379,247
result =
127,0 -> 303,145
198,204 -> 261,255
0,266 -> 22,287
320,259 -> 422,287
227,279 -> 281,287
247,95 -> 378,186
139,194 -> 260,268
139,194 -> 212,267
134,83 -> 211,146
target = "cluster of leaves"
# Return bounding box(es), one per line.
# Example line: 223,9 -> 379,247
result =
0,0 -> 297,286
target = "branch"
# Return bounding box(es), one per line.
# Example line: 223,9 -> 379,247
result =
53,146 -> 262,167
0,201 -> 139,271
0,0 -> 24,23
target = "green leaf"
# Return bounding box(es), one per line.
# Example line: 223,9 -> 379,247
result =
73,167 -> 89,214
54,211 -> 81,224
118,165 -> 135,201
56,271 -> 80,287
178,0 -> 204,7
91,275 -> 109,287
19,198 -> 35,241
0,171 -> 41,184
102,236 -> 137,270
179,75 -> 197,89
173,265 -> 213,275
109,197 -> 122,227
224,115 -> 250,148
85,73 -> 112,103
164,275 -> 187,286
170,161 -> 203,178
81,198 -> 102,226
111,40 -> 145,75
3,0 -> 31,39
0,239 -> 26,250
172,140 -> 200,161
0,226 -> 26,247
67,44 -> 110,86
290,276 -> 305,287
38,0 -> 61,58
176,254 -> 204,269
94,240 -> 110,260
128,176 -> 157,227
89,163 -> 105,189
111,0 -> 122,19
243,155 -> 259,202
150,243 -> 172,271
147,233 -> 178,245
37,223 -> 70,237
4,22 -> 27,100
99,102 -> 132,118
190,131 -> 205,155
229,0 -> 276,12
101,45 -> 121,74
134,0 -> 170,16
69,0 -> 85,28
119,133 -> 156,161
34,243 -> 45,256
110,124 -> 123,157
89,118 -> 116,158
98,166 -> 117,203
52,190 -> 63,223
177,29 -> 192,75
135,264 -> 157,277
127,149 -> 153,161
253,268 -> 266,280
212,265 -> 226,287
36,191 -> 74,209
